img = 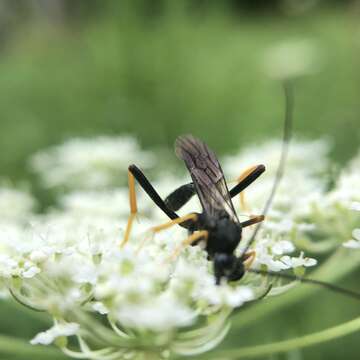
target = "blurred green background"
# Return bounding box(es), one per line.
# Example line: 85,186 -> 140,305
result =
0,1 -> 359,359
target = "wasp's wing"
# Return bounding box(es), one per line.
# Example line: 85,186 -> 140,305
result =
175,135 -> 239,223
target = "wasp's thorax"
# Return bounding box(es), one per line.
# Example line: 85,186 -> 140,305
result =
198,212 -> 242,255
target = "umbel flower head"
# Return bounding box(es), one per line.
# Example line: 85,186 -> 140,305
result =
0,136 -> 359,359
30,135 -> 155,190
263,39 -> 320,80
0,207 -> 315,358
0,183 -> 36,223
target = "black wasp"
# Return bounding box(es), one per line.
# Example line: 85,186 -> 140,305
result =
121,134 -> 266,285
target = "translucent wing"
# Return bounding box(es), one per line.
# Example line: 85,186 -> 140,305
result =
175,135 -> 239,223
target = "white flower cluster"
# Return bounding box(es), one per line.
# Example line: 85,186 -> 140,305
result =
225,138 -> 360,256
0,135 -> 358,359
344,228 -> 360,249
263,39 -> 320,80
327,148 -> 360,208
224,139 -> 329,254
0,184 -> 36,223
348,199 -> 360,250
30,135 -> 155,190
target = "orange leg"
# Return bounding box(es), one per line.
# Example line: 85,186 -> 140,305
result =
120,170 -> 138,248
241,215 -> 265,228
235,165 -> 259,212
135,213 -> 198,254
150,213 -> 198,233
243,250 -> 256,270
167,230 -> 209,262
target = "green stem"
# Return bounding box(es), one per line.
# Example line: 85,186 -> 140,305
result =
232,248 -> 360,330
0,334 -> 68,359
200,316 -> 360,359
295,237 -> 337,253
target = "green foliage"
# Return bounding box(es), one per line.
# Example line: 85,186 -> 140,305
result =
0,7 -> 360,183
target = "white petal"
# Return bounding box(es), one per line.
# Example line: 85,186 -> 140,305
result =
343,239 -> 360,249
352,229 -> 360,241
31,323 -> 79,345
92,302 -> 109,315
350,202 -> 360,211
22,266 -> 41,278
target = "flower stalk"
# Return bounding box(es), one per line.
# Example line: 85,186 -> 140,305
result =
198,315 -> 360,359
232,247 -> 360,330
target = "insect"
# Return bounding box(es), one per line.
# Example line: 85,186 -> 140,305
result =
120,82 -> 293,285
121,83 -> 360,299
122,135 -> 266,284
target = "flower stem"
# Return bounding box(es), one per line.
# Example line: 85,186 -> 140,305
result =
232,248 -> 360,330
201,316 -> 360,359
0,334 -> 67,359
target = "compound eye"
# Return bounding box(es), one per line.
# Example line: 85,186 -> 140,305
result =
228,260 -> 245,282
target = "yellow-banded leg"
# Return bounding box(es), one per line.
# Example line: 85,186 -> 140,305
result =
241,215 -> 265,228
150,213 -> 198,233
235,165 -> 259,212
120,170 -> 138,248
167,230 -> 209,262
135,213 -> 198,254
243,250 -> 256,270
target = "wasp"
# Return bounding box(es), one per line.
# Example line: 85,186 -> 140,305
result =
120,84 -> 294,285
121,133 -> 267,284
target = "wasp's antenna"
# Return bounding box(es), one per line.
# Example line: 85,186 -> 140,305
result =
241,81 -> 294,256
248,268 -> 360,301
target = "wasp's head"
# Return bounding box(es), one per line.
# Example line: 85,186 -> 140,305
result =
213,253 -> 245,285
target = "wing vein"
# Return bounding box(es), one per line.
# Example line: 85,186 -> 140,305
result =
175,135 -> 239,223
